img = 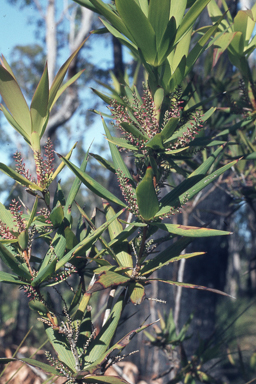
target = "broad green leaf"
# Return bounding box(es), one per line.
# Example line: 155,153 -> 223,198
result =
156,158 -> 237,218
0,104 -> 30,143
0,358 -> 61,376
45,326 -> 76,372
161,117 -> 179,142
146,133 -> 164,150
32,259 -> 57,287
89,153 -> 115,173
148,278 -> 232,297
0,242 -> 31,280
87,270 -> 130,293
28,300 -> 49,314
48,37 -> 89,110
0,65 -> 31,133
0,271 -> 27,285
49,202 -> 64,228
185,14 -> 226,76
0,202 -> 16,230
103,118 -> 134,182
26,197 -> 38,229
116,0 -> 157,65
31,131 -> 41,152
51,142 -> 77,182
120,122 -> 149,140
100,18 -> 139,58
84,293 -> 124,364
0,162 -> 43,191
168,55 -> 187,91
56,209 -> 125,270
153,223 -> 231,237
141,238 -> 201,276
81,0 -> 135,41
76,375 -> 128,384
175,0 -> 211,45
212,32 -> 237,67
57,154 -> 127,208
104,202 -> 133,268
64,227 -> 79,250
30,63 -> 49,136
106,134 -> 138,152
129,282 -> 145,304
170,0 -> 187,28
18,230 -> 29,251
136,166 -> 159,221
157,17 -> 177,65
148,0 -> 170,46
49,69 -> 85,113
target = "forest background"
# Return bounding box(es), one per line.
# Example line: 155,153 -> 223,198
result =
1,0 -> 256,383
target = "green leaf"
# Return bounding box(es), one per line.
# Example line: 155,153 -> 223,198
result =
30,63 -> 49,136
0,162 -> 43,191
0,271 -> 27,285
18,230 -> 29,251
0,65 -> 31,133
51,142 -> 77,183
141,237 -> 196,276
32,259 -> 57,287
120,122 -> 149,140
104,202 -> 133,268
56,154 -> 127,208
103,118 -> 134,182
161,117 -> 179,142
129,282 -> 145,304
84,293 -> 124,365
89,153 -> 116,173
148,0 -> 170,46
146,133 -> 164,150
28,300 -> 49,314
0,104 -> 30,143
153,223 -> 231,237
175,0 -> 211,45
45,326 -> 76,372
56,209 -> 125,270
156,158 -> 237,218
26,197 -> 38,229
136,166 -> 159,220
148,278 -> 232,297
49,202 -> 64,228
48,37 -> 89,110
77,375 -> 128,383
0,202 -> 16,230
87,270 -> 130,293
116,0 -> 157,65
0,242 -> 31,280
0,357 -> 61,376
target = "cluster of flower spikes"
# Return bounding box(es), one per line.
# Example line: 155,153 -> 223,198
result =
116,169 -> 139,217
34,138 -> 55,188
110,84 -> 203,154
0,199 -> 26,240
14,138 -> 55,189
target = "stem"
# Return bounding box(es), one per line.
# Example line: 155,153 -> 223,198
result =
138,226 -> 148,261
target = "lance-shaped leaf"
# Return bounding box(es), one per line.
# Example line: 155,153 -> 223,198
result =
83,293 -> 124,366
48,37 -> 89,110
156,158 -> 237,218
0,162 -> 43,191
103,118 -> 134,183
76,375 -> 129,384
26,197 -> 38,229
0,104 -> 30,143
56,153 -> 127,208
30,63 -> 49,136
153,223 -> 231,237
56,209 -> 125,270
87,270 -> 131,293
0,64 -> 31,134
0,202 -> 16,230
0,271 -> 28,285
175,0 -> 211,45
49,202 -> 64,228
141,236 -> 196,276
116,0 -> 157,65
32,259 -> 57,287
136,166 -> 159,221
0,357 -> 61,376
147,278 -> 232,297
0,242 -> 31,280
45,326 -> 76,373
90,153 -> 116,173
128,282 -> 145,304
104,202 -> 133,268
